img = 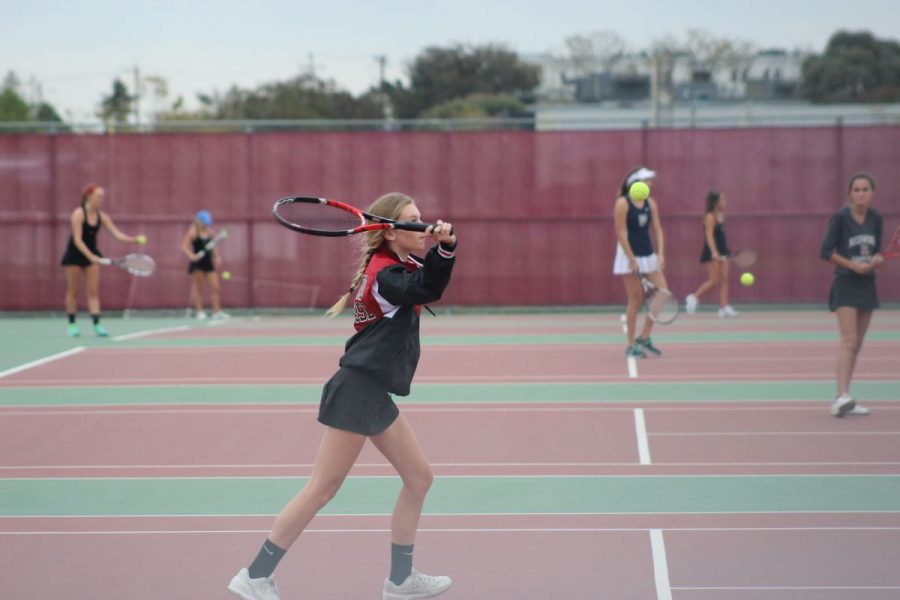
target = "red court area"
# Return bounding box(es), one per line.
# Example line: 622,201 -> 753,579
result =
2,316 -> 900,599
2,339 -> 898,386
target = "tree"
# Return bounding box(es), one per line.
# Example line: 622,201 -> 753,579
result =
396,44 -> 541,118
0,71 -> 64,124
565,31 -> 628,76
420,93 -> 531,120
185,74 -> 383,121
0,87 -> 30,121
98,78 -> 133,125
801,30 -> 900,102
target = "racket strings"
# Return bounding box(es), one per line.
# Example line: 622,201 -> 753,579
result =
732,249 -> 758,269
277,202 -> 363,233
123,254 -> 156,275
647,288 -> 678,322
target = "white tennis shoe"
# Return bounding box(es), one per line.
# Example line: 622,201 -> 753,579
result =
228,568 -> 280,600
718,305 -> 739,318
831,394 -> 870,417
685,294 -> 698,314
383,568 -> 452,600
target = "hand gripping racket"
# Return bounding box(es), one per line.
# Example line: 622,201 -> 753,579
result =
99,253 -> 156,276
641,275 -> 679,324
272,196 -> 439,237
195,229 -> 229,259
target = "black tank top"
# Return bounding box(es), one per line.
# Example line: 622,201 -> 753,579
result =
190,234 -> 215,271
625,198 -> 653,257
79,205 -> 101,251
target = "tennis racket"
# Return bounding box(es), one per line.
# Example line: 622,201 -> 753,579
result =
99,253 -> 156,276
721,248 -> 758,269
882,226 -> 900,259
195,229 -> 228,259
641,275 -> 679,324
272,196 -> 436,237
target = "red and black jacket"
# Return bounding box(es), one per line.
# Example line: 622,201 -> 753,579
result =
338,241 -> 456,395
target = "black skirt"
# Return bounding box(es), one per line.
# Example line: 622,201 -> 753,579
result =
318,367 -> 400,436
60,240 -> 101,267
829,275 -> 879,312
188,254 -> 215,274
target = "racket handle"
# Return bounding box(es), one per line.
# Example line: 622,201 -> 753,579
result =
98,258 -> 112,266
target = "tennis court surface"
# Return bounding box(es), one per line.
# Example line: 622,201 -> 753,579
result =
1,310 -> 899,599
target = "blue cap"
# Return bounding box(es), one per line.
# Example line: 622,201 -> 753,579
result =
196,210 -> 213,226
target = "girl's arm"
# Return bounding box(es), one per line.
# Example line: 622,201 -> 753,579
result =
377,242 -> 457,306
70,209 -> 101,263
614,197 -> 638,272
181,226 -> 200,260
649,198 -> 665,269
828,251 -> 872,275
100,211 -> 139,243
704,212 -> 720,259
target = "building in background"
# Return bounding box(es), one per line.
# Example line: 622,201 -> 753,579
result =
524,49 -> 805,105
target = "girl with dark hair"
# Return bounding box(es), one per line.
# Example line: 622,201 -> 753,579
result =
228,193 -> 457,600
59,185 -> 143,337
613,166 -> 669,358
685,190 -> 738,317
820,173 -> 883,417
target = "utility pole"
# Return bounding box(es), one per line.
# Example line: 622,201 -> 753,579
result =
133,64 -> 141,126
374,54 -> 387,88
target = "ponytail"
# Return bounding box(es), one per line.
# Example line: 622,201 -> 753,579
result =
325,246 -> 377,317
325,192 -> 414,317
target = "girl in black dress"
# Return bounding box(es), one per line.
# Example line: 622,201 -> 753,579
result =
60,185 -> 143,337
820,173 -> 884,417
180,210 -> 228,320
685,190 -> 738,318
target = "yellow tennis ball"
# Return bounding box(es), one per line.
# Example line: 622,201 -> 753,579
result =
221,271 -> 231,280
740,272 -> 755,286
629,181 -> 650,202
136,234 -> 147,245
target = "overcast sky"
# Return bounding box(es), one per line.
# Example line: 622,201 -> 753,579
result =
5,0 -> 899,122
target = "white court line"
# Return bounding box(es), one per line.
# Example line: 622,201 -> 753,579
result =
4,460 -> 900,471
634,408 -> 652,465
620,313 -> 628,334
5,527 -> 900,538
3,405 -> 900,417
0,347 -> 85,380
673,586 -> 900,591
112,325 -> 190,341
652,431 -> 900,436
650,529 -> 673,600
5,525 -> 900,535
627,355 -> 638,378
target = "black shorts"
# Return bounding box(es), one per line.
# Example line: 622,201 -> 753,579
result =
318,367 -> 399,436
829,275 -> 879,312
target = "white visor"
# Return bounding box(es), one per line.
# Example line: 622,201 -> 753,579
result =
626,167 -> 656,186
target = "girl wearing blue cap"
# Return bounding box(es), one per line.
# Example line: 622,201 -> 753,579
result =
181,210 -> 228,320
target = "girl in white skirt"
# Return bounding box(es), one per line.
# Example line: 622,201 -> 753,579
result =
613,167 -> 670,358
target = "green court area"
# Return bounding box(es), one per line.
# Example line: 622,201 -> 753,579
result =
3,475 -> 900,516
2,381 -> 900,406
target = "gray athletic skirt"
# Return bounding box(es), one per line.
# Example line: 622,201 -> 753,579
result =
828,275 -> 878,312
318,367 -> 400,436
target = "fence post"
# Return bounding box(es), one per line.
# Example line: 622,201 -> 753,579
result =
834,116 -> 844,183
244,126 -> 255,311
